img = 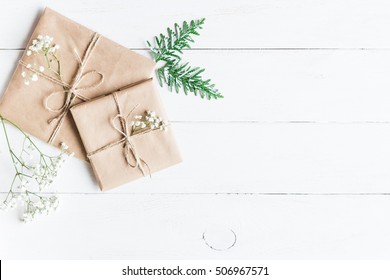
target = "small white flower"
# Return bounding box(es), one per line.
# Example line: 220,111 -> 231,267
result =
141,122 -> 146,128
24,80 -> 30,86
135,121 -> 140,127
55,44 -> 60,49
31,74 -> 38,82
37,35 -> 43,40
39,66 -> 45,72
26,64 -> 31,69
129,121 -> 135,126
60,142 -> 69,150
21,71 -> 26,78
26,50 -> 32,56
150,111 -> 156,117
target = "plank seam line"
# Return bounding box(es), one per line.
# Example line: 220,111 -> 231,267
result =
1,192 -> 389,195
3,47 -> 390,51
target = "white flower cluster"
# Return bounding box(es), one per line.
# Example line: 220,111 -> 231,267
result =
26,35 -> 59,56
22,196 -> 59,223
130,111 -> 168,133
22,35 -> 59,86
21,63 -> 43,86
0,192 -> 59,223
34,142 -> 71,191
0,142 -> 71,223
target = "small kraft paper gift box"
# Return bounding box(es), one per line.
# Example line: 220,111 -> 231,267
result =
0,8 -> 155,160
70,79 -> 182,191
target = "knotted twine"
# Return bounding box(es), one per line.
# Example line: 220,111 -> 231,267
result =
18,32 -> 103,144
87,92 -> 151,177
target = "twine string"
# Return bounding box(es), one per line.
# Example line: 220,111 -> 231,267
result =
87,92 -> 151,177
18,32 -> 103,143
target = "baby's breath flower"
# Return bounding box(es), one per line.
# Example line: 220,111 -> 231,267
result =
0,118 -> 71,223
128,110 -> 169,135
22,35 -> 59,87
60,142 -> 69,150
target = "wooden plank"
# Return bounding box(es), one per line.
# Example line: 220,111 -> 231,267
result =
1,194 -> 390,259
1,122 -> 390,194
2,50 -> 390,122
2,0 -> 390,49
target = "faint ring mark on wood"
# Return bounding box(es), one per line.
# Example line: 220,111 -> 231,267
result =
202,228 -> 237,251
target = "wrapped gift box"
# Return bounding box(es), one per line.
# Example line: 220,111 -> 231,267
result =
70,79 -> 182,191
0,8 -> 155,160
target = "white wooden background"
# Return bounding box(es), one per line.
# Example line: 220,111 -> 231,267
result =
1,0 -> 390,259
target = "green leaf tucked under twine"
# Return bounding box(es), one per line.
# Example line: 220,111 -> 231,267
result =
147,19 -> 223,100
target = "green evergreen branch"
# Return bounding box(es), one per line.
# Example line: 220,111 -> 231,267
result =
147,19 -> 205,62
156,61 -> 223,100
147,19 -> 223,100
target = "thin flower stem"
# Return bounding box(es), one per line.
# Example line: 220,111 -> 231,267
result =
26,191 -> 44,199
1,118 -> 19,173
0,114 -> 46,155
51,54 -> 63,79
11,150 -> 29,169
3,176 -> 17,202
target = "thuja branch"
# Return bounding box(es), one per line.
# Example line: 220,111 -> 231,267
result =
148,18 -> 205,62
147,19 -> 223,100
156,62 -> 223,100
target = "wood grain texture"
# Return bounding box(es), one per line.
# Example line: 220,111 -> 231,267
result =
1,194 -> 390,259
2,0 -> 390,49
1,0 -> 390,260
2,50 -> 390,122
2,122 -> 390,194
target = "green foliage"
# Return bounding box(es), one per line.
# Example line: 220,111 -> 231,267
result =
156,62 -> 223,100
147,19 -> 223,100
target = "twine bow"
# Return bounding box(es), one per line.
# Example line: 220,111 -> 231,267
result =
87,92 -> 151,177
19,32 -> 103,144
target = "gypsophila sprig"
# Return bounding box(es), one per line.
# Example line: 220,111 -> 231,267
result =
0,114 -> 72,223
22,34 -> 62,86
130,111 -> 168,135
147,19 -> 223,100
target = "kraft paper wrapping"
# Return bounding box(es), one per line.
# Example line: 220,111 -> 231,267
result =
0,8 -> 155,160
70,79 -> 182,191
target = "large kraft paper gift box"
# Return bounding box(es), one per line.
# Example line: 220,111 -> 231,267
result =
0,8 -> 155,160
70,79 -> 182,191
